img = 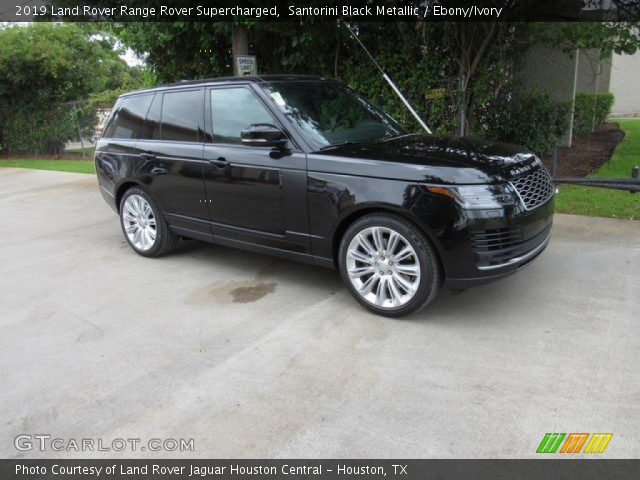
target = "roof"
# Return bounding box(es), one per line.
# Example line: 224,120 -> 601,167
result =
120,75 -> 332,97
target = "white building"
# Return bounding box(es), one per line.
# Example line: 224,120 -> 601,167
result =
609,51 -> 640,118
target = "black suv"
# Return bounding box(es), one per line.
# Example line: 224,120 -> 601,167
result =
95,75 -> 554,316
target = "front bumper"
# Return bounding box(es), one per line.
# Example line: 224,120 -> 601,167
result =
411,189 -> 554,289
474,226 -> 551,272
444,229 -> 551,289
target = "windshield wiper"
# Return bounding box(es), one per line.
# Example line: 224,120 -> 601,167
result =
318,141 -> 358,151
381,132 -> 416,142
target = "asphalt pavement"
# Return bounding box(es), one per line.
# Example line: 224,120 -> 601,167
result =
1,167 -> 639,458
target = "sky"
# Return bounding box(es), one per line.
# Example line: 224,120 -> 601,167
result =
122,48 -> 144,67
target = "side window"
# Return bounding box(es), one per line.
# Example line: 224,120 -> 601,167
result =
102,94 -> 153,139
210,88 -> 275,144
140,93 -> 161,140
160,89 -> 203,142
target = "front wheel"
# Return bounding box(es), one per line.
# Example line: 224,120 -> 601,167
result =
119,187 -> 178,257
338,213 -> 441,317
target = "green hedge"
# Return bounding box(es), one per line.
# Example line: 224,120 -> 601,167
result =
1,101 -> 96,156
572,92 -> 615,135
482,92 -> 571,156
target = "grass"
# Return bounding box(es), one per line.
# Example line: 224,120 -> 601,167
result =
0,158 -> 95,174
64,146 -> 95,156
554,118 -> 640,220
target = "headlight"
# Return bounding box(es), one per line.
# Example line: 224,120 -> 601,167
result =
426,184 -> 517,210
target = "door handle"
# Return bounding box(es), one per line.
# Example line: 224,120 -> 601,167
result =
140,152 -> 156,160
209,157 -> 227,167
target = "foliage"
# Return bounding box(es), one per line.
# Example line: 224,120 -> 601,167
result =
111,22 -> 468,133
114,22 -> 232,82
531,22 -> 640,57
112,20 -> 638,149
555,118 -> 640,220
0,23 -> 146,154
482,92 -> 571,156
87,65 -> 155,113
431,22 -> 530,135
2,103 -> 76,155
3,18 -> 639,154
572,92 -> 615,135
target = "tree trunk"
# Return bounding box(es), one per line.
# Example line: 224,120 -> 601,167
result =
232,25 -> 249,76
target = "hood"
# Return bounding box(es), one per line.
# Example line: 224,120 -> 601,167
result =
309,134 -> 541,184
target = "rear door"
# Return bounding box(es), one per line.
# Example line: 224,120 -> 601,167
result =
203,85 -> 309,254
135,88 -> 209,239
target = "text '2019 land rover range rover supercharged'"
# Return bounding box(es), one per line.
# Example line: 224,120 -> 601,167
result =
95,76 -> 554,317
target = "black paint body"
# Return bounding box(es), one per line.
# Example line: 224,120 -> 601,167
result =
96,76 -> 554,288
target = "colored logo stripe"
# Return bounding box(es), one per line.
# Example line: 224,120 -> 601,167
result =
560,433 -> 589,453
584,433 -> 613,453
537,433 -> 613,454
536,433 -> 565,453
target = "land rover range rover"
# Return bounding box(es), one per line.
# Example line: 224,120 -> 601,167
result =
95,75 -> 554,317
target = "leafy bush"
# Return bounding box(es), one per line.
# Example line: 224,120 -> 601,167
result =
572,92 -> 615,135
0,23 -> 147,155
1,102 -> 76,156
482,92 -> 571,156
0,100 -> 98,156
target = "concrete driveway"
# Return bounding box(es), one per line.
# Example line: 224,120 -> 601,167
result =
1,167 -> 639,458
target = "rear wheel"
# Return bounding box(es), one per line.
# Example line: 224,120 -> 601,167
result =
338,213 -> 441,317
119,187 -> 178,257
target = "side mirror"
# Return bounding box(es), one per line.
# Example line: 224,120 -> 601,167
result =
241,124 -> 288,148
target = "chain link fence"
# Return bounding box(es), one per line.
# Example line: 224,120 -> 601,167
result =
0,99 -> 110,160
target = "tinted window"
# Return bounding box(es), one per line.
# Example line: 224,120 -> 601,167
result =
161,90 -> 202,142
211,88 -> 274,144
103,94 -> 153,139
260,81 -> 404,150
140,93 -> 161,140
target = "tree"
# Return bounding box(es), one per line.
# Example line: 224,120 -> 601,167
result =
101,17 -> 639,153
112,21 -> 452,130
114,22 -> 232,81
532,22 -> 640,56
0,23 -> 143,154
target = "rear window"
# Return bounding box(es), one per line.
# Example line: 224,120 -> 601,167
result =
102,94 -> 153,139
160,89 -> 203,142
140,93 -> 161,140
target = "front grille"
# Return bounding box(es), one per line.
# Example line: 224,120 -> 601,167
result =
510,167 -> 554,210
471,224 -> 551,269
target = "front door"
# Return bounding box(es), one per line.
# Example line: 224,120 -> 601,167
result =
203,85 -> 309,253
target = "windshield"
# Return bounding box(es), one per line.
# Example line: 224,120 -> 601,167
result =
260,80 -> 405,151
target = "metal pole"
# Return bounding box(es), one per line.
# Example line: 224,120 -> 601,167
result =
382,74 -> 431,134
565,48 -> 580,148
342,22 -> 431,134
73,107 -> 86,160
591,52 -> 600,133
459,74 -> 466,137
551,146 -> 558,177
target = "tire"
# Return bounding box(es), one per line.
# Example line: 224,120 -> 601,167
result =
338,212 -> 441,317
119,187 -> 179,257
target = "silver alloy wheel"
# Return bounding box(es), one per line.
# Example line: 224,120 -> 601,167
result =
122,194 -> 157,251
346,226 -> 421,309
